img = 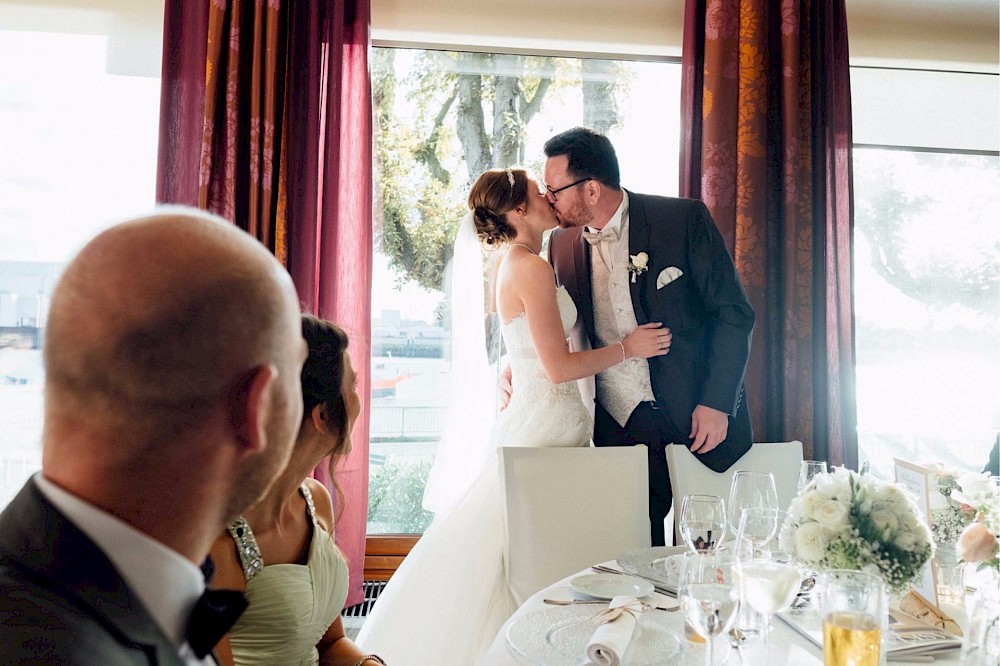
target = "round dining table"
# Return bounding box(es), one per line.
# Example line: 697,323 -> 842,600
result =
479,561 -> 968,665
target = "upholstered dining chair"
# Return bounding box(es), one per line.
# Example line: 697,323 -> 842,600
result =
664,441 -> 804,544
499,445 -> 651,606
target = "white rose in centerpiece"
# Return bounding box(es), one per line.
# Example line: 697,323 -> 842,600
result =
794,522 -> 829,562
895,531 -> 919,552
814,499 -> 849,527
870,509 -> 898,534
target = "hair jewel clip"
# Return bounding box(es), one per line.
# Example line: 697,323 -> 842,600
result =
505,168 -> 515,188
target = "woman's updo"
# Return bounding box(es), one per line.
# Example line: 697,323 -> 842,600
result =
467,168 -> 529,246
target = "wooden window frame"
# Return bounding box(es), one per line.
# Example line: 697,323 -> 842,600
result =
364,534 -> 419,581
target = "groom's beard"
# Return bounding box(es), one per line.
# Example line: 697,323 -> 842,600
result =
557,191 -> 593,228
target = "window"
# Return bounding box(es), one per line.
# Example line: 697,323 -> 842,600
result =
0,6 -> 163,506
367,47 -> 681,533
852,67 -> 1000,478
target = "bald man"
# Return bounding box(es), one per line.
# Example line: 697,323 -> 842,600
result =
0,208 -> 307,664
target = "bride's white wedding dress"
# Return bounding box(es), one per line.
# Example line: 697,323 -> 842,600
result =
356,286 -> 592,665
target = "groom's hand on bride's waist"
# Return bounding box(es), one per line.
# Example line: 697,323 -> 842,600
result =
688,404 -> 729,454
499,364 -> 513,411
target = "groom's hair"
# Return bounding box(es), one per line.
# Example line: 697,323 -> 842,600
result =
544,127 -> 621,190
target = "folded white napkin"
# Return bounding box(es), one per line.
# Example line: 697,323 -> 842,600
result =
581,595 -> 643,666
660,553 -> 685,583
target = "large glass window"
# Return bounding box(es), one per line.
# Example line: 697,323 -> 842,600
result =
368,47 -> 680,533
853,147 -> 999,477
0,11 -> 163,506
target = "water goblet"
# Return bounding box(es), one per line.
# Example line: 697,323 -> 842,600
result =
727,471 -> 778,537
678,549 -> 740,666
798,460 -> 828,491
680,494 -> 728,552
735,509 -> 802,661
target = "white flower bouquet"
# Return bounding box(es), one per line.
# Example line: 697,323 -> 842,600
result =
926,466 -> 975,547
780,467 -> 932,594
952,473 -> 1000,574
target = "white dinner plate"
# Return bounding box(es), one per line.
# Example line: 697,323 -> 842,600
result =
569,572 -> 654,600
616,545 -> 688,592
506,604 -> 682,665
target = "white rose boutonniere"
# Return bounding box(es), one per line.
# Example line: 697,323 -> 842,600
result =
628,252 -> 649,283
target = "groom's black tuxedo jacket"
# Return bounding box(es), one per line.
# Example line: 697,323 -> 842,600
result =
550,190 -> 755,472
0,479 -> 188,665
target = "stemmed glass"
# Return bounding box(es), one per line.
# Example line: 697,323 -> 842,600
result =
797,460 -> 828,491
678,549 -> 740,666
679,494 -> 728,552
727,471 -> 778,538
735,508 -> 802,661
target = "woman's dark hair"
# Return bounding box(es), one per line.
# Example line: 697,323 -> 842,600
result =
543,127 -> 621,190
300,314 -> 351,491
467,168 -> 529,246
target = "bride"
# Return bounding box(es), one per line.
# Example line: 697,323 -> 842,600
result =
355,167 -> 671,665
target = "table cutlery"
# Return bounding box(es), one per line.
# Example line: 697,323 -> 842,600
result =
728,627 -> 748,666
590,565 -> 676,598
543,598 -> 679,612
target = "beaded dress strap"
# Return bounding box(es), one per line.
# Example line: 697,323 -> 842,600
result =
228,517 -> 264,582
300,482 -> 319,527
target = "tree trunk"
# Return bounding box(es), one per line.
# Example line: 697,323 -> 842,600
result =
582,58 -> 621,134
455,52 -> 492,182
491,53 -> 524,168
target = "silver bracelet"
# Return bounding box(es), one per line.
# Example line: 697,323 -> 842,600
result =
353,656 -> 386,666
617,340 -> 626,362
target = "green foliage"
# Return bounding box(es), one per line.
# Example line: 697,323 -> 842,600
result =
367,460 -> 435,534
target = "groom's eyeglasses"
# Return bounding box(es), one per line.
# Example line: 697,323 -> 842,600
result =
544,177 -> 592,201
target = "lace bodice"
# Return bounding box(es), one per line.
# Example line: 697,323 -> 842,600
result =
493,285 -> 592,449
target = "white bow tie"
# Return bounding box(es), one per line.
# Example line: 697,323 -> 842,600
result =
583,227 -> 619,245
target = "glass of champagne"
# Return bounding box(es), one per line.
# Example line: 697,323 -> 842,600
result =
735,509 -> 802,660
819,570 -> 886,666
679,494 -> 728,552
798,460 -> 828,491
678,549 -> 740,666
727,471 -> 778,539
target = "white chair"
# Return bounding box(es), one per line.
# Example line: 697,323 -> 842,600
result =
500,445 -> 651,605
664,441 -> 804,544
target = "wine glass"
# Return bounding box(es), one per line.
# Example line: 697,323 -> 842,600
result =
727,471 -> 778,537
679,494 -> 727,552
678,549 -> 740,666
797,460 -> 828,491
735,509 -> 802,661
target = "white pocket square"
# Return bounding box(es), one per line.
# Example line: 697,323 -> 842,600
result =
656,267 -> 683,289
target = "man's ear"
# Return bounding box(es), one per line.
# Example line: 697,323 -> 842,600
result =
584,179 -> 601,204
229,364 -> 276,454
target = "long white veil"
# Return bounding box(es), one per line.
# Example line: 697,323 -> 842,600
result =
421,211 -> 501,515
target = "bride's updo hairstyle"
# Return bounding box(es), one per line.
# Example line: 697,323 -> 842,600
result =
468,168 -> 529,247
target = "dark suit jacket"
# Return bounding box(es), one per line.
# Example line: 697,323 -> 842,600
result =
549,191 -> 755,471
0,479 -> 187,665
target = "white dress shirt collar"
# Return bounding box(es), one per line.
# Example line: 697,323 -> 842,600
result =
34,474 -> 207,655
585,190 -> 629,239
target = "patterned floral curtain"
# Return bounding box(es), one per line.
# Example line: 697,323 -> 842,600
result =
157,0 -> 372,606
680,0 -> 857,467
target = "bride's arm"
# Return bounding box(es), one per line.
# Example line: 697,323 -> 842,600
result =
515,255 -> 670,384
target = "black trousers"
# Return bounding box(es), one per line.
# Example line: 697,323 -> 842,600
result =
593,401 -> 686,547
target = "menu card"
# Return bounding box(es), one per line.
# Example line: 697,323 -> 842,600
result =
893,459 -> 938,608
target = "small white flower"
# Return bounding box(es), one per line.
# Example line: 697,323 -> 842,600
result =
794,522 -> 829,562
895,531 -> 919,552
870,509 -> 898,534
814,499 -> 849,527
630,252 -> 649,269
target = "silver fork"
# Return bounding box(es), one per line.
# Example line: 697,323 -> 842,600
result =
543,598 -> 679,612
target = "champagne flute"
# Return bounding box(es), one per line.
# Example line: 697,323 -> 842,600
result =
679,494 -> 728,552
798,460 -> 828,491
735,508 -> 802,661
679,549 -> 740,666
727,471 -> 778,537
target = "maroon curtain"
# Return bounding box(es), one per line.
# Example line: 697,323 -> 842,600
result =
157,0 -> 372,606
680,0 -> 857,468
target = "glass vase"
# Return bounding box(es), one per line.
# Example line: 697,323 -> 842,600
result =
932,542 -> 965,605
962,570 -> 1000,666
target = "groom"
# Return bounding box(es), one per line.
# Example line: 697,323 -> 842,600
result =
544,127 -> 755,546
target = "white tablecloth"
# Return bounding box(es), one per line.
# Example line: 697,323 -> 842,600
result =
480,562 -> 966,665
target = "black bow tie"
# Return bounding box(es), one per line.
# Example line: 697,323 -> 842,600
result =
186,557 -> 248,658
